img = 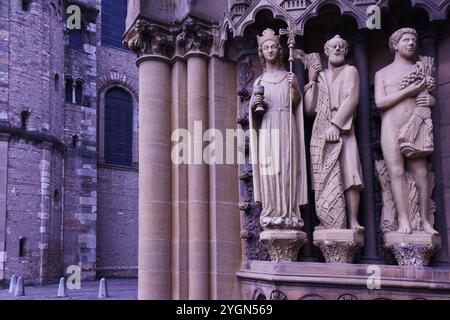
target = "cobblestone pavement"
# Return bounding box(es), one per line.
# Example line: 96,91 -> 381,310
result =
0,279 -> 138,300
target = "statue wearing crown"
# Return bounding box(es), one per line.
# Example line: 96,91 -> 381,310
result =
249,28 -> 308,261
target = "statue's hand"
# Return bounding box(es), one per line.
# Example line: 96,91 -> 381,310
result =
309,63 -> 322,82
416,94 -> 435,108
252,95 -> 265,109
406,79 -> 427,97
325,124 -> 340,143
288,72 -> 296,84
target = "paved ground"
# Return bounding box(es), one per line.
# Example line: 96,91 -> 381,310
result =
0,279 -> 138,300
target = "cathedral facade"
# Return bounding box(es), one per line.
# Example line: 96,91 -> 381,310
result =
1,0 -> 450,300
124,0 -> 450,300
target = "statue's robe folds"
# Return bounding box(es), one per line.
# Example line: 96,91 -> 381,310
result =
249,71 -> 308,230
306,64 -> 364,229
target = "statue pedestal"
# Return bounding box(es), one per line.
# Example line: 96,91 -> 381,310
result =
260,229 -> 307,262
384,231 -> 441,266
313,229 -> 364,263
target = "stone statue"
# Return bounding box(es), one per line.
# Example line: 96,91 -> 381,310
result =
249,28 -> 308,261
295,35 -> 364,263
374,28 -> 440,266
374,28 -> 438,235
298,35 -> 364,231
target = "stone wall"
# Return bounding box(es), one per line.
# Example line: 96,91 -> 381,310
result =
95,0 -> 139,278
96,166 -> 138,277
0,0 -> 66,285
62,3 -> 98,280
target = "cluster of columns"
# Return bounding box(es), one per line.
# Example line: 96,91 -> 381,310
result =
136,25 -> 241,299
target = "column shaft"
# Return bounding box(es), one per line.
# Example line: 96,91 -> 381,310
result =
138,57 -> 172,300
171,60 -> 189,299
187,54 -> 210,299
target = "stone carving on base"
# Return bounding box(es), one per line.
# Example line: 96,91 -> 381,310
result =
296,35 -> 364,263
249,29 -> 309,262
374,28 -> 440,266
313,229 -> 364,263
260,230 -> 308,262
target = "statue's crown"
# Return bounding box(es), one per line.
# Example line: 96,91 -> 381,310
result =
257,28 -> 280,46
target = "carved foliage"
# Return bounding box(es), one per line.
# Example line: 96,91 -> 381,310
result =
270,290 -> 288,300
123,19 -> 173,57
261,237 -> 305,262
385,243 -> 439,266
124,17 -> 216,58
175,17 -> 214,55
313,240 -> 363,263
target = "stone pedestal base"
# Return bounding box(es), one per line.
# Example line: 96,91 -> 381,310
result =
260,230 -> 307,262
384,231 -> 441,266
313,229 -> 364,263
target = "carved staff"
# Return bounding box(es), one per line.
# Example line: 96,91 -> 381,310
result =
279,19 -> 303,216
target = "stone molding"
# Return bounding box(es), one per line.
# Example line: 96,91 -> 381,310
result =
218,0 -> 450,58
0,123 -> 67,156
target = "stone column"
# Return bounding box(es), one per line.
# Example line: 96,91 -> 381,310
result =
186,51 -> 210,299
354,32 -> 380,263
421,28 -> 449,264
171,58 -> 189,299
208,57 -> 241,299
0,134 -> 8,281
137,55 -> 172,299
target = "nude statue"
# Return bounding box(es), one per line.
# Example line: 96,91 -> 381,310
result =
375,28 -> 438,234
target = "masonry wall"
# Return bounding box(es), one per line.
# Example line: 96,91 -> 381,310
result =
95,0 -> 139,278
1,0 -> 66,284
96,166 -> 138,277
62,8 -> 98,280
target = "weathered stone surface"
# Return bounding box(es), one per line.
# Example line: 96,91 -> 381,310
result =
313,229 -> 364,263
260,230 -> 307,262
384,232 -> 441,266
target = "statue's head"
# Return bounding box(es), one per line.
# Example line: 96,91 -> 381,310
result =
257,29 -> 284,67
324,35 -> 348,66
389,28 -> 418,58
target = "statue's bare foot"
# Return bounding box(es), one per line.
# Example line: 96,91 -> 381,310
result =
422,220 -> 439,235
350,221 -> 365,233
397,219 -> 412,234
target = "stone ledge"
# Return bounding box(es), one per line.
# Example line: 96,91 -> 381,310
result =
237,260 -> 450,292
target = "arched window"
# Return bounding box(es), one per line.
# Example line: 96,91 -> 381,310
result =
104,87 -> 133,166
75,80 -> 83,105
19,237 -> 28,257
101,0 -> 128,48
65,78 -> 73,103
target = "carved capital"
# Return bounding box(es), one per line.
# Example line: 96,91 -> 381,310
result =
314,240 -> 363,263
384,231 -> 441,266
124,17 -> 219,59
260,230 -> 307,262
175,17 -> 214,56
313,229 -> 364,263
123,19 -> 174,58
